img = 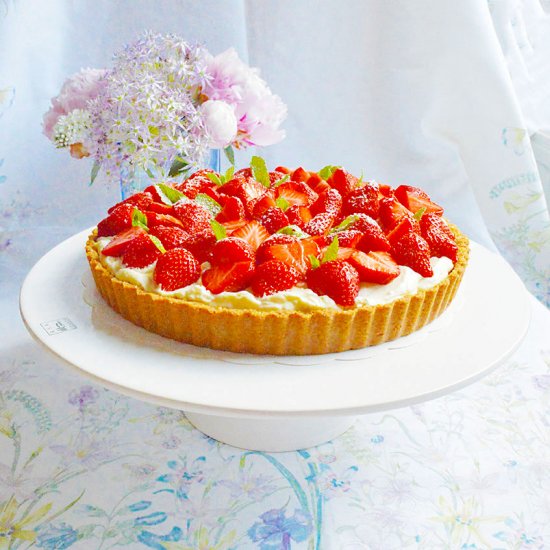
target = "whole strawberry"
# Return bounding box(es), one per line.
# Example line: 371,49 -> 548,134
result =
306,260 -> 360,306
419,213 -> 458,262
122,233 -> 163,268
149,226 -> 189,250
153,248 -> 201,291
97,203 -> 135,237
392,232 -> 433,277
259,207 -> 290,234
251,260 -> 301,297
173,201 -> 213,233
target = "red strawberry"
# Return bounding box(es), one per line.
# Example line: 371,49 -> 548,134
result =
215,196 -> 246,223
394,185 -> 444,216
378,183 -> 393,198
304,212 -> 336,236
276,181 -> 318,207
145,211 -> 185,229
173,201 -> 213,233
143,183 -> 181,204
352,215 -> 391,252
286,205 -> 313,229
222,219 -> 249,233
235,167 -> 253,179
202,261 -> 255,294
153,248 -> 201,291
261,238 -> 320,275
231,220 -> 270,250
259,207 -> 290,234
347,250 -> 400,284
251,191 -> 277,218
175,175 -> 215,199
101,227 -> 146,257
342,184 -> 379,218
147,201 -> 175,215
320,245 -> 355,261
180,228 -> 217,263
330,229 -> 363,248
306,173 -> 331,194
311,188 -> 342,216
107,191 -> 153,214
420,213 -> 458,262
256,234 -> 298,264
269,170 -> 287,184
97,204 -> 135,237
251,260 -> 302,297
291,167 -> 310,183
391,232 -> 433,277
327,168 -> 359,197
306,260 -> 360,307
219,177 -> 266,214
275,166 -> 291,174
149,225 -> 190,250
121,233 -> 163,268
209,237 -> 255,266
378,196 -> 413,231
386,216 -> 420,247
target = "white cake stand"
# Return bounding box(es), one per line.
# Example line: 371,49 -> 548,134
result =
20,229 -> 530,452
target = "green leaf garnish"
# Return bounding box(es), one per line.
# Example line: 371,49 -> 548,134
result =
145,167 -> 156,180
156,183 -> 184,204
329,214 -> 359,234
206,172 -> 223,186
276,225 -> 309,238
274,174 -> 290,187
414,207 -> 426,220
168,156 -> 190,177
90,161 -> 100,186
275,197 -> 290,211
210,219 -> 227,241
224,165 -> 235,183
148,234 -> 166,253
309,254 -> 321,269
131,208 -> 148,231
322,236 -> 339,263
318,165 -> 340,180
224,145 -> 235,166
251,156 -> 271,188
195,193 -> 222,216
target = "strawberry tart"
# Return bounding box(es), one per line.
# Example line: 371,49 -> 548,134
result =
86,161 -> 469,355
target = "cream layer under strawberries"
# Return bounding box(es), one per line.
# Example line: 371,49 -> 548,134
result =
96,238 -> 454,312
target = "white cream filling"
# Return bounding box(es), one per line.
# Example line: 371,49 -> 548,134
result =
96,237 -> 453,311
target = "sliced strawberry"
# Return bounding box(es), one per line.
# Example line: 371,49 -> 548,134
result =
216,196 -> 246,223
251,191 -> 277,218
149,225 -> 190,250
219,177 -> 266,214
276,181 -> 318,207
327,168 -> 359,197
174,173 -> 216,199
306,260 -> 359,307
202,261 -> 255,294
107,191 -> 154,214
97,204 -> 135,237
180,228 -> 217,263
269,170 -> 287,184
394,185 -> 444,216
378,196 -> 413,231
251,260 -> 302,297
420,213 -> 458,262
235,167 -> 253,179
259,207 -> 290,234
153,248 -> 201,291
306,173 -> 331,195
173,201 -> 213,233
342,184 -> 379,218
320,245 -> 355,261
209,237 -> 255,266
303,212 -> 336,236
391,232 -> 433,277
291,167 -> 310,183
262,239 -> 320,275
348,250 -> 400,284
122,233 -> 162,268
386,216 -> 420,247
330,229 -> 363,249
231,220 -> 270,250
275,166 -> 291,174
256,234 -> 299,264
349,215 -> 391,252
145,211 -> 185,229
147,201 -> 175,215
101,227 -> 147,257
286,205 -> 313,229
222,219 -> 249,233
311,188 -> 342,216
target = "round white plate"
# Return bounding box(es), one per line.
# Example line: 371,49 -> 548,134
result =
20,229 -> 530,419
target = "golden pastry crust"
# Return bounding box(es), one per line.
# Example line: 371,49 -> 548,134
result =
86,227 -> 468,355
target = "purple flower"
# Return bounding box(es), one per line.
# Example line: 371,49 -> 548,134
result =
68,385 -> 99,411
248,507 -> 312,550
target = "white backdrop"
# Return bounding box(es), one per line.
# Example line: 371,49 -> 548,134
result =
1,0 -> 549,304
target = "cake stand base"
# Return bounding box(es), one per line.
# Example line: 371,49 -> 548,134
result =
184,412 -> 357,452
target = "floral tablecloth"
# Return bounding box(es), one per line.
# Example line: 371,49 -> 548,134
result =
2,242 -> 550,548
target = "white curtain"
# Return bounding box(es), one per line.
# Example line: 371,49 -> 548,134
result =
1,0 -> 549,305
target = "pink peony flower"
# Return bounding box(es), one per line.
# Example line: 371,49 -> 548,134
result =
200,99 -> 238,148
203,48 -> 287,147
43,68 -> 106,139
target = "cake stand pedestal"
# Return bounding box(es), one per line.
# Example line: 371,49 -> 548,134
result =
20,230 -> 530,452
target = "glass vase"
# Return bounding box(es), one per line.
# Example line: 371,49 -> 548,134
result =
119,149 -> 221,200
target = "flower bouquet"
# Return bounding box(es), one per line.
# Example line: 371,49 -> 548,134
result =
43,32 -> 286,196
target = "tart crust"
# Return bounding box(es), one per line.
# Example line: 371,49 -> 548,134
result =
85,227 -> 469,355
